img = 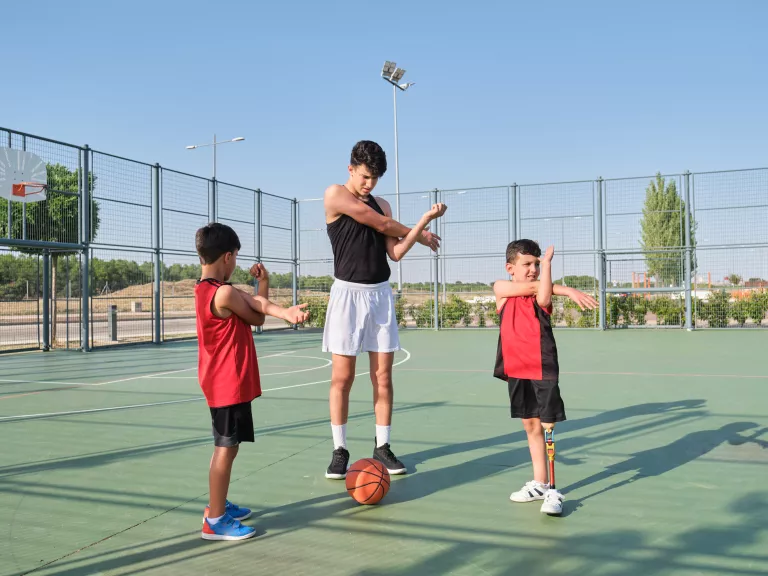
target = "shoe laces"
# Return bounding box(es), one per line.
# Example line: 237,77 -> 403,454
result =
331,449 -> 348,467
544,490 -> 564,503
378,444 -> 398,460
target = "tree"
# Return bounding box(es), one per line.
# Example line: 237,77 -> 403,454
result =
639,173 -> 696,287
0,163 -> 100,342
727,274 -> 742,286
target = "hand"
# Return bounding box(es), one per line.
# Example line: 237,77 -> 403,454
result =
540,245 -> 554,264
249,263 -> 269,281
566,288 -> 598,310
417,230 -> 441,252
424,203 -> 447,221
284,303 -> 309,324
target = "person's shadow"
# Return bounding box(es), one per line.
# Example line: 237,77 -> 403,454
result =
563,421 -> 764,516
385,399 -> 708,506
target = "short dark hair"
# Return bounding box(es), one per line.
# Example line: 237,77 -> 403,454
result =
506,239 -> 541,264
195,223 -> 241,264
350,140 -> 387,177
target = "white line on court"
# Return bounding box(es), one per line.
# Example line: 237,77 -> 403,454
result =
0,348 -> 411,422
152,355 -> 333,378
0,379 -> 89,387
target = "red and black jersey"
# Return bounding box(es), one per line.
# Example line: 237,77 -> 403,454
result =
195,278 -> 261,408
493,296 -> 559,381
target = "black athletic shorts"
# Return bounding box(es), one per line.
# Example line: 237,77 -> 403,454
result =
209,402 -> 255,447
507,378 -> 566,423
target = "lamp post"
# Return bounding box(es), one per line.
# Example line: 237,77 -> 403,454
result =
186,134 -> 245,180
381,61 -> 415,294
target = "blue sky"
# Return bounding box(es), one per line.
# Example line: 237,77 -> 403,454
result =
4,0 -> 767,199
4,1 -> 767,285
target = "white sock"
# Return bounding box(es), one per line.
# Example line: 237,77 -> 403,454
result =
206,514 -> 225,525
376,425 -> 391,447
332,424 -> 347,449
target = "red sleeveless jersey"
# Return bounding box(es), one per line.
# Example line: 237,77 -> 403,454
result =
195,279 -> 261,407
493,296 -> 559,381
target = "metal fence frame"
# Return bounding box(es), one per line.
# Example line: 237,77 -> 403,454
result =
1,127 -> 299,352
3,124 -> 767,352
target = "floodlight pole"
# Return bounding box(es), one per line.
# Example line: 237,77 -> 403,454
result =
393,84 -> 402,294
185,134 -> 245,180
381,63 -> 413,295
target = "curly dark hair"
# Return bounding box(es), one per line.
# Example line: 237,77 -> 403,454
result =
195,222 -> 241,264
350,140 -> 387,177
506,239 -> 541,264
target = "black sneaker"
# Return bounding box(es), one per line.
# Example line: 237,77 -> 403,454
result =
372,441 -> 407,475
325,447 -> 350,479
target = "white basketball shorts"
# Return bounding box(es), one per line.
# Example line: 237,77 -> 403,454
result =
322,279 -> 401,356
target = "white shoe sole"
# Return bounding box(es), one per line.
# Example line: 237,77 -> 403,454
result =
510,494 -> 545,503
325,471 -> 347,479
540,506 -> 563,516
387,467 -> 407,475
201,530 -> 257,541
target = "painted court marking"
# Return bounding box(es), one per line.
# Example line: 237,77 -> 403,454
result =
0,348 -> 411,422
0,351 -> 297,402
150,355 -> 332,378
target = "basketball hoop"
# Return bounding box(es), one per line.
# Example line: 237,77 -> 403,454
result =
12,181 -> 47,198
1,148 -> 49,203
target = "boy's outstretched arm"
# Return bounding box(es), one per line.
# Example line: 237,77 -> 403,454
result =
380,198 -> 447,262
552,284 -> 598,310
324,185 -> 441,251
233,263 -> 271,326
537,246 -> 554,309
215,285 -> 309,325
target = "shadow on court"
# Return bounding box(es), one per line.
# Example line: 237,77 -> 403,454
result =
563,421 -> 767,516
385,399 -> 708,505
352,492 -> 768,576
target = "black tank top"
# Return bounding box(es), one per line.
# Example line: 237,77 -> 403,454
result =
327,195 -> 391,284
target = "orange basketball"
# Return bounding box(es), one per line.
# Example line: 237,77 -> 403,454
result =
345,458 -> 390,505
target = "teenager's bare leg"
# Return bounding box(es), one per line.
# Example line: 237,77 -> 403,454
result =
369,352 -> 394,426
330,354 -> 356,425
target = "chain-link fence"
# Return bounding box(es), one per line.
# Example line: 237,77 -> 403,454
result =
296,169 -> 768,331
0,127 -> 300,351
3,124 -> 767,352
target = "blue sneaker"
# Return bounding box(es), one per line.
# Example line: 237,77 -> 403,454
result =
201,513 -> 256,541
204,500 -> 252,521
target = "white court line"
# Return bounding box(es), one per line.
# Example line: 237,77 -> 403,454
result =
0,348 -> 411,422
0,379 -> 89,387
0,351 -> 297,390
153,355 -> 333,378
96,351 -> 296,385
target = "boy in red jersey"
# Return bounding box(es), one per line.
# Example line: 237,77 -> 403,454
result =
493,239 -> 597,516
195,223 -> 309,541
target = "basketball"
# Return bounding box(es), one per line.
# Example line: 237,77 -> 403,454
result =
345,458 -> 390,505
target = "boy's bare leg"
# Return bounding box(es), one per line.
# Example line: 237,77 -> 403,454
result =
369,352 -> 394,427
522,417 -> 548,484
330,354 -> 357,425
209,445 -> 239,517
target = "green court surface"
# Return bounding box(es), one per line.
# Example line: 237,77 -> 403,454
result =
2,330 -> 767,576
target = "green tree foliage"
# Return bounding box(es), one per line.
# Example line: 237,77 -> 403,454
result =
640,173 -> 696,287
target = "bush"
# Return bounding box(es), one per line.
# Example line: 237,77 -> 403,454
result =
394,296 -> 407,328
745,291 -> 768,325
650,297 -> 683,326
697,290 -> 730,327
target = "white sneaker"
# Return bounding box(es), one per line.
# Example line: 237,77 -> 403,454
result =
509,480 -> 549,503
540,489 -> 564,515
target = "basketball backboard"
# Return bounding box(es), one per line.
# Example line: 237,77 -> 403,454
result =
0,148 -> 48,203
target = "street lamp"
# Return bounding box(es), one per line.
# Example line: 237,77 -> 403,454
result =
186,134 -> 245,180
381,60 -> 415,294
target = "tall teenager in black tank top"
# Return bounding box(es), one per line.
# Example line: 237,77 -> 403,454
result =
327,195 -> 390,284
321,141 -> 446,480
